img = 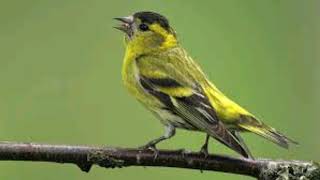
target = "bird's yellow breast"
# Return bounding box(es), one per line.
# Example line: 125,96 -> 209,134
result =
121,29 -> 177,109
121,47 -> 163,108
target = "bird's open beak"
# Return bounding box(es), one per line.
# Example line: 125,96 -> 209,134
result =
114,16 -> 134,37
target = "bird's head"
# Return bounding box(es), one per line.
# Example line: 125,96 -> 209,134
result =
114,11 -> 178,52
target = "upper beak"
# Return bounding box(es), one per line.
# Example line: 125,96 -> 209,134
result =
114,16 -> 134,35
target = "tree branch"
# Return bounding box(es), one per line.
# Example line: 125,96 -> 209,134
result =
0,142 -> 318,179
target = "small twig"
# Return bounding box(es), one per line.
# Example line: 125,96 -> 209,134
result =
0,142 -> 318,179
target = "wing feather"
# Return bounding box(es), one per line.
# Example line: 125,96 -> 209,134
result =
137,52 -> 250,157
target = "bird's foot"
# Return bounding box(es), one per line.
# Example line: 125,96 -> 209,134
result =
138,143 -> 159,160
199,145 -> 209,159
199,145 -> 210,173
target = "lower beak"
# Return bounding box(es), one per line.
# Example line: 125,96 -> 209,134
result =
114,16 -> 134,36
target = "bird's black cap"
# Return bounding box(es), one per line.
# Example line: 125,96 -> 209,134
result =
133,11 -> 170,31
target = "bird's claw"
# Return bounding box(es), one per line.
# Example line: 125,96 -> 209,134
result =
200,145 -> 209,159
138,141 -> 157,150
199,145 -> 209,173
138,143 -> 159,160
138,144 -> 152,150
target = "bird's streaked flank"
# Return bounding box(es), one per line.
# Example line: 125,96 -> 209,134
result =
114,11 -> 297,159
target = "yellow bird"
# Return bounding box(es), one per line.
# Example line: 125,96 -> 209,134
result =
114,11 -> 297,159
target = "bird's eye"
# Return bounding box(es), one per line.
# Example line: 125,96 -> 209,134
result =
139,23 -> 149,31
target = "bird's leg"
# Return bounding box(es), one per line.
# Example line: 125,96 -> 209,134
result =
139,125 -> 175,159
198,134 -> 210,173
200,134 -> 210,158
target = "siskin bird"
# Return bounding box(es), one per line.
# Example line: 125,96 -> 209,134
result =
114,11 -> 297,159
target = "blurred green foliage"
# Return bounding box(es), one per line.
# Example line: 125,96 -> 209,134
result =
0,0 -> 319,179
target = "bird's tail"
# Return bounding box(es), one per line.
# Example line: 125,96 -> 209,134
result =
238,115 -> 298,149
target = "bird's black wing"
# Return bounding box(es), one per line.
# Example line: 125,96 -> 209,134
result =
139,74 -> 250,158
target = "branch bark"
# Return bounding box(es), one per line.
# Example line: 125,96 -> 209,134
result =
0,142 -> 318,180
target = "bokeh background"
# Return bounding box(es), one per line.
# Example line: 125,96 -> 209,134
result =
0,0 -> 319,179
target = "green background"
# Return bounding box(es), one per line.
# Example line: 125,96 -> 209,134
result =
0,0 -> 319,179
